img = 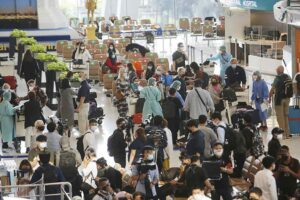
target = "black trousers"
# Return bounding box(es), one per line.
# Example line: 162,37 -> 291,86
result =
114,154 -> 126,168
212,188 -> 233,200
233,153 -> 246,178
166,117 -> 180,145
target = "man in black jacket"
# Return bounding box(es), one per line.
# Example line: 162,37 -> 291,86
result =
111,118 -> 127,168
225,58 -> 246,90
96,157 -> 122,191
185,119 -> 205,159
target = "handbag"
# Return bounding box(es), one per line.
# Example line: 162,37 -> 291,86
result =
215,100 -> 225,112
195,88 -> 209,113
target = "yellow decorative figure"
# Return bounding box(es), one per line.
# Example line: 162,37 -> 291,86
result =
86,0 -> 97,40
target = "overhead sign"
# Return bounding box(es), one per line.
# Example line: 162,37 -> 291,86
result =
220,0 -> 279,11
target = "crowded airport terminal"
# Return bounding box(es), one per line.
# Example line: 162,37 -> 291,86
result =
0,0 -> 300,199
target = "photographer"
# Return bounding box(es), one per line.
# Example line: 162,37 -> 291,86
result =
132,146 -> 159,200
145,115 -> 168,172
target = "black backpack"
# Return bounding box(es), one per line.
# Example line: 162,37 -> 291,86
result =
77,131 -> 90,159
107,133 -> 116,157
162,98 -> 177,119
59,150 -> 76,169
218,125 -> 236,153
283,75 -> 293,98
40,166 -> 59,194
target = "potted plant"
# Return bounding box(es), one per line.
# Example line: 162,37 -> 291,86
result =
19,37 -> 37,52
29,44 -> 47,58
9,29 -> 27,58
59,72 -> 81,87
47,61 -> 69,81
35,53 -> 58,71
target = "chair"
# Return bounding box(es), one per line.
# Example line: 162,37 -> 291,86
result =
93,54 -> 107,65
203,25 -> 214,37
155,58 -> 169,72
127,52 -> 142,61
103,39 -> 115,46
139,58 -> 151,70
89,60 -> 100,80
118,38 -> 131,47
164,24 -> 177,36
123,25 -> 134,31
145,52 -> 158,62
217,24 -> 225,37
114,20 -> 124,26
109,26 -> 121,38
62,44 -> 74,60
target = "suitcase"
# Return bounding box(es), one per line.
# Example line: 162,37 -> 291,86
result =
288,106 -> 300,134
103,74 -> 117,90
132,113 -> 143,124
3,76 -> 17,90
179,18 -> 190,30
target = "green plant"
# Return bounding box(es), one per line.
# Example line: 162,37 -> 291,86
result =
19,37 -> 37,46
59,71 -> 80,82
29,44 -> 46,53
36,53 -> 58,62
10,29 -> 27,38
47,61 -> 69,71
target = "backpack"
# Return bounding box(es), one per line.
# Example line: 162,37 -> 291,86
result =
77,131 -> 90,159
162,98 -> 177,118
283,75 -> 293,98
218,125 -> 236,153
107,133 -> 116,157
248,127 -> 264,158
59,150 -> 76,169
40,166 -> 59,194
295,74 -> 300,94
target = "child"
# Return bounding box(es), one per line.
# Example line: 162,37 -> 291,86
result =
268,127 -> 283,159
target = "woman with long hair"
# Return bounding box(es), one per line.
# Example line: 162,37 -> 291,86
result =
74,42 -> 92,64
143,61 -> 156,80
21,50 -> 39,84
114,67 -> 130,117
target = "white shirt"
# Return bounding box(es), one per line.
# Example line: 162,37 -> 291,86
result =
83,131 -> 96,151
216,121 -> 226,144
78,158 -> 98,189
164,127 -> 173,158
254,169 -> 278,200
75,49 -> 92,64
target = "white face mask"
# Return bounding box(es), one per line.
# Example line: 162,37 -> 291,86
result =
147,154 -> 154,161
29,86 -> 34,91
138,86 -> 144,91
156,70 -> 162,75
80,46 -> 85,50
147,66 -> 152,70
109,46 -> 114,50
179,47 -> 184,51
193,194 -> 202,200
231,64 -> 237,69
214,150 -> 223,158
90,126 -> 98,132
253,75 -> 258,81
39,142 -> 47,149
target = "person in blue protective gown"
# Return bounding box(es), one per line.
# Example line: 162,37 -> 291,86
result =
140,78 -> 163,121
207,46 -> 232,84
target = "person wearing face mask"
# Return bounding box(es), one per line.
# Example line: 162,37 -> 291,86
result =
207,46 -> 232,84
0,91 -> 16,150
18,159 -> 34,180
30,152 -> 65,200
114,67 -> 130,117
208,75 -> 224,112
173,67 -> 187,100
251,71 -> 269,131
95,157 -> 122,192
107,43 -> 117,65
44,122 -> 62,153
1,83 -> 19,106
274,146 -> 300,199
17,159 -> 36,199
224,58 -> 246,90
140,78 -> 163,121
143,61 -> 156,80
109,118 -> 128,168
24,91 -> 43,152
74,42 -> 92,65
208,142 -> 233,200
127,63 -> 137,84
82,118 -> 98,154
190,62 -> 210,90
131,146 -> 160,200
254,156 -> 278,200
172,42 -> 188,71
169,80 -> 184,106
28,135 -> 55,169
185,119 -> 205,159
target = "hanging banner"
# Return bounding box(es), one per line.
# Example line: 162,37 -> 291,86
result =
220,0 -> 279,11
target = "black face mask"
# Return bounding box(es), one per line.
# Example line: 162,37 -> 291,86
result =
120,124 -> 126,130
21,168 -> 30,173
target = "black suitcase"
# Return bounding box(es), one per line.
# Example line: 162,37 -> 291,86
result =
135,98 -> 145,113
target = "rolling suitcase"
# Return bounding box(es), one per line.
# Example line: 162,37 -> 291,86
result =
288,99 -> 300,134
